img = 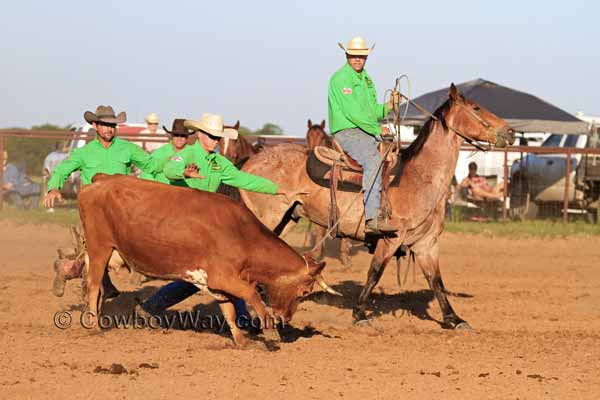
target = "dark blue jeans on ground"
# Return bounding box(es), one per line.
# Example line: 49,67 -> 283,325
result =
142,280 -> 249,326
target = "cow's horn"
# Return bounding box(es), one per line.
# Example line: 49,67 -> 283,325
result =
315,274 -> 342,296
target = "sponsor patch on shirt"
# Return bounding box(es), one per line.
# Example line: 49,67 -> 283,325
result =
342,87 -> 352,95
211,165 -> 221,171
170,156 -> 183,162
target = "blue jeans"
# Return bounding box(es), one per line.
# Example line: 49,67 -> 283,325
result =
142,280 -> 249,323
335,128 -> 383,221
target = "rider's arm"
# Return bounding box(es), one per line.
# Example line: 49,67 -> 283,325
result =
163,147 -> 193,181
128,142 -> 160,175
47,150 -> 83,191
220,157 -> 278,194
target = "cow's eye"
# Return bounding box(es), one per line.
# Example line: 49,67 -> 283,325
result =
473,106 -> 481,112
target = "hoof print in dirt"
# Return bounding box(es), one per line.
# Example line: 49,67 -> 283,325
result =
138,363 -> 159,369
93,363 -> 128,375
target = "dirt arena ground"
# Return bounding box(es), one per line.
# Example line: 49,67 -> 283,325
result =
1,221 -> 599,399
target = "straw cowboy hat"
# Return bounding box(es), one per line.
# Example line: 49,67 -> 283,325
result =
83,105 -> 127,124
338,36 -> 375,56
145,112 -> 160,124
184,113 -> 238,139
163,119 -> 192,136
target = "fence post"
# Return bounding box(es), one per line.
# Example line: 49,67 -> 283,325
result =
563,151 -> 571,223
0,135 -> 4,210
503,146 -> 508,220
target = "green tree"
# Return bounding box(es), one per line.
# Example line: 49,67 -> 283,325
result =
5,123 -> 70,176
255,123 -> 283,135
238,126 -> 253,136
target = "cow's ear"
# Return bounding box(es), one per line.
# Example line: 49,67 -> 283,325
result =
307,119 -> 312,128
307,260 -> 326,277
320,120 -> 326,129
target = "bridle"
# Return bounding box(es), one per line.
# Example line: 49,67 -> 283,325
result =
398,93 -> 495,152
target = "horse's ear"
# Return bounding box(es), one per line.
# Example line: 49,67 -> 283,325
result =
320,120 -> 326,129
233,120 -> 240,130
448,83 -> 461,101
307,119 -> 312,128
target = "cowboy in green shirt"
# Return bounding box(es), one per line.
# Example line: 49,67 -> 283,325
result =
140,119 -> 192,184
163,113 -> 280,195
137,112 -> 296,323
45,105 -> 160,206
44,105 -> 159,298
328,37 -> 398,234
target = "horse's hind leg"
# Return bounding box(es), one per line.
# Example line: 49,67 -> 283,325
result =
413,243 -> 471,330
352,239 -> 398,323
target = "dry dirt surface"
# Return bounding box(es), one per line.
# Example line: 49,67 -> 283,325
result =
1,220 -> 599,399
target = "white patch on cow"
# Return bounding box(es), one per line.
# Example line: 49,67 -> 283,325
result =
186,269 -> 227,301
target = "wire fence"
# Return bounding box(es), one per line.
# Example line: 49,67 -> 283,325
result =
1,129 -> 599,223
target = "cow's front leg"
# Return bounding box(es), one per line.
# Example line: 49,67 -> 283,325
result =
218,301 -> 247,347
211,279 -> 280,343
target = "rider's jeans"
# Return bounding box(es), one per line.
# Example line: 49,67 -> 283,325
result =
335,128 -> 383,221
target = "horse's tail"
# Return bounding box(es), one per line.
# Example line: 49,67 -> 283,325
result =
395,246 -> 414,288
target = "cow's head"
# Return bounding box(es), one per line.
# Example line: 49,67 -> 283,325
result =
266,255 -> 327,322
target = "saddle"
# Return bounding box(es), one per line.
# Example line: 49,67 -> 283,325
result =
306,139 -> 400,237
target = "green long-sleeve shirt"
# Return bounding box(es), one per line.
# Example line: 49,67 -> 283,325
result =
163,142 -> 278,194
140,142 -> 179,184
328,63 -> 390,136
47,137 -> 159,191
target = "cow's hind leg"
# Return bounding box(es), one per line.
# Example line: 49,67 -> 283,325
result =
413,243 -> 471,330
352,238 -> 399,323
86,247 -> 114,327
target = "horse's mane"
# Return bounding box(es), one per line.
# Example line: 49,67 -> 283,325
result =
400,99 -> 451,163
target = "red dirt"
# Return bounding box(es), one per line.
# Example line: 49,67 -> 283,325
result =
1,221 -> 598,399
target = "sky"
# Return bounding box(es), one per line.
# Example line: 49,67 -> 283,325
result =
2,0 -> 598,135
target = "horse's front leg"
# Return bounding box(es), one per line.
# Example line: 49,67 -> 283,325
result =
352,237 -> 401,323
413,243 -> 471,330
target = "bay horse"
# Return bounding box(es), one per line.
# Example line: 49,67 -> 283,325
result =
305,119 -> 353,270
219,121 -> 257,162
239,84 -> 514,329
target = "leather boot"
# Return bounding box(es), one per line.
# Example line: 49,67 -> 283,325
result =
365,218 -> 398,234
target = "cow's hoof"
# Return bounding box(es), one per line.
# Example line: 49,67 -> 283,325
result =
262,328 -> 281,343
352,309 -> 368,324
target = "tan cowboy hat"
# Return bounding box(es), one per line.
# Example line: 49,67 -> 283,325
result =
184,113 -> 238,139
338,36 -> 375,56
84,105 -> 127,124
145,112 -> 160,124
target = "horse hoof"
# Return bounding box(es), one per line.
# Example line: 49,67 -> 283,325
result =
353,318 -> 372,327
455,322 -> 473,331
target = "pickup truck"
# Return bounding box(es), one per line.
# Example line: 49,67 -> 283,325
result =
510,127 -> 600,221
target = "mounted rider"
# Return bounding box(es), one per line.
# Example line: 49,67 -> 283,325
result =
328,37 -> 399,235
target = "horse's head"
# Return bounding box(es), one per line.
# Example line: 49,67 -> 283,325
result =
306,119 -> 330,150
219,120 -> 240,161
446,83 -> 515,148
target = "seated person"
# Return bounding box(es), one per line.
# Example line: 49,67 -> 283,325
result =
2,150 -> 41,209
458,162 -> 504,201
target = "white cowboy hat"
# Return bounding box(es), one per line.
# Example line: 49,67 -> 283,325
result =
145,112 -> 160,124
184,113 -> 238,139
338,36 -> 375,56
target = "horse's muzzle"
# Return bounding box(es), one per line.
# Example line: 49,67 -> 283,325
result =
496,126 -> 515,148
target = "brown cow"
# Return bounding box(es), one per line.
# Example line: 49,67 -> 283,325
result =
79,174 -> 329,346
